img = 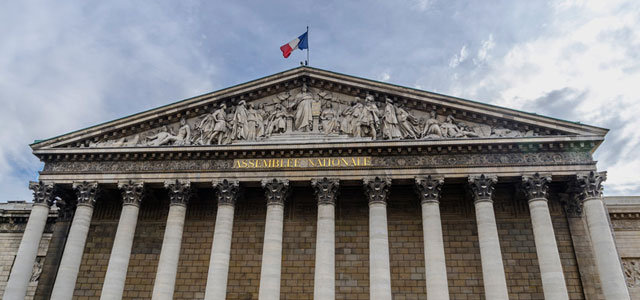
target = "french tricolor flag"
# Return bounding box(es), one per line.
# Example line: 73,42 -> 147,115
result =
280,31 -> 308,58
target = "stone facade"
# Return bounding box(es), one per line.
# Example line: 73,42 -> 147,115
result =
4,189 -> 638,299
0,202 -> 57,300
1,67 -> 634,299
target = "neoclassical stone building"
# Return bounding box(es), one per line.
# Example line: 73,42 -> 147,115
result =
1,67 -> 635,299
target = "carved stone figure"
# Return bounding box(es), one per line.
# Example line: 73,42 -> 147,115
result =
396,104 -> 419,139
340,99 -> 360,136
255,104 -> 266,138
194,108 -> 216,145
145,118 -> 191,146
265,101 -> 288,137
457,122 -> 479,137
210,103 -> 229,145
441,115 -> 464,138
246,103 -> 261,141
381,98 -> 402,139
83,86 -> 555,148
30,257 -> 43,282
422,111 -> 443,139
320,103 -> 340,134
359,95 -> 380,139
231,100 -> 249,141
291,83 -> 315,131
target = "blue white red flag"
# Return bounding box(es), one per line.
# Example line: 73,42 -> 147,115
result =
280,31 -> 308,58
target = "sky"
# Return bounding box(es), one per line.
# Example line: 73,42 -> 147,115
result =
1,0 -> 639,201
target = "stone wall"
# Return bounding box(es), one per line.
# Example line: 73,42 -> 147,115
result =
606,196 -> 640,299
3,187 -> 619,299
0,202 -> 55,300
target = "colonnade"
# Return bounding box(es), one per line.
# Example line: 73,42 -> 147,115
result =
2,172 -> 630,299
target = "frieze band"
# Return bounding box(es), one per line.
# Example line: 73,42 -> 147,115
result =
41,151 -> 593,173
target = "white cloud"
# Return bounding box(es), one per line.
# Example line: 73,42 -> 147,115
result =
449,0 -> 640,195
473,34 -> 495,65
413,0 -> 434,11
0,2 -> 214,201
449,45 -> 468,68
379,72 -> 391,81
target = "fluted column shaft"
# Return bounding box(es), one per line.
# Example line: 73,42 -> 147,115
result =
522,173 -> 569,300
50,181 -> 98,300
528,198 -> 569,299
469,175 -> 509,300
258,179 -> 290,300
3,182 -> 55,300
584,198 -> 630,299
204,179 -> 240,300
576,171 -> 630,299
416,176 -> 450,300
312,178 -> 339,300
100,204 -> 139,299
152,180 -> 191,300
364,177 -> 392,300
50,204 -> 94,299
100,181 -> 144,300
3,205 -> 51,299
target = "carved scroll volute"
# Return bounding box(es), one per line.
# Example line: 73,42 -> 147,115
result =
73,181 -> 99,207
164,180 -> 192,206
522,173 -> 551,201
261,178 -> 290,206
560,191 -> 583,218
415,176 -> 444,204
118,181 -> 145,207
28,181 -> 56,207
311,178 -> 340,205
213,179 -> 240,207
468,174 -> 497,203
363,177 -> 392,205
576,171 -> 606,201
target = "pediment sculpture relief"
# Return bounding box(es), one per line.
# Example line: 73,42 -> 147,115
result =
89,84 -> 538,148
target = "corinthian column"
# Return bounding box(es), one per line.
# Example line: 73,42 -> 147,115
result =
3,182 -> 55,300
522,174 -> 569,300
363,177 -> 392,300
415,176 -> 449,300
468,174 -> 509,300
311,178 -> 339,300
576,171 -> 630,299
258,178 -> 290,300
50,181 -> 99,300
204,179 -> 240,300
152,180 -> 192,300
100,181 -> 144,300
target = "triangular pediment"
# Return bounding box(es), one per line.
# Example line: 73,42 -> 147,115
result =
31,67 -> 607,151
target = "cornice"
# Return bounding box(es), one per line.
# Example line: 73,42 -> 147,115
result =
34,135 -> 602,163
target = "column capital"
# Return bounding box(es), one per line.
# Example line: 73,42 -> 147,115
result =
261,178 -> 290,206
164,180 -> 192,206
118,181 -> 145,207
575,171 -> 606,201
363,176 -> 391,205
468,174 -> 497,203
311,177 -> 340,205
212,179 -> 240,206
73,181 -> 99,207
29,181 -> 56,207
522,173 -> 552,202
415,175 -> 444,204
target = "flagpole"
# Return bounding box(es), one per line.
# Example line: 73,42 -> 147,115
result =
306,26 -> 309,66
